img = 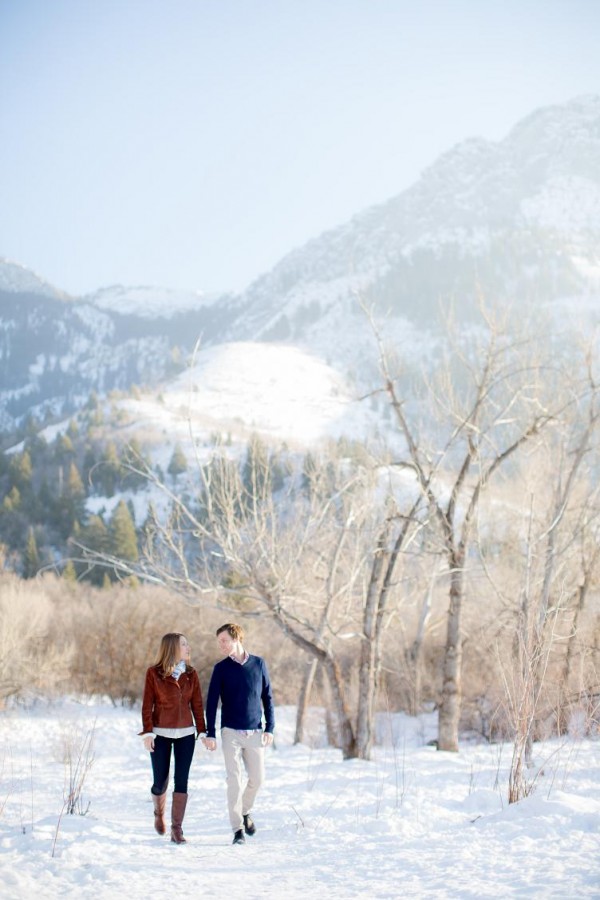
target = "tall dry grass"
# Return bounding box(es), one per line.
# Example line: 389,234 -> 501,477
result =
0,570 -> 597,744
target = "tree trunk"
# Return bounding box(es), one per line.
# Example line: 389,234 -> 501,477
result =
323,654 -> 357,758
437,562 -> 464,751
409,568 -> 435,715
558,575 -> 590,734
356,638 -> 377,759
323,656 -> 358,759
356,526 -> 390,760
295,659 -> 319,744
356,513 -> 412,759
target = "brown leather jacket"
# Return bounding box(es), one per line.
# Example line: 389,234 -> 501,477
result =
140,665 -> 205,735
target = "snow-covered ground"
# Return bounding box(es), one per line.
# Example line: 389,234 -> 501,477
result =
0,701 -> 598,899
119,340 -> 385,452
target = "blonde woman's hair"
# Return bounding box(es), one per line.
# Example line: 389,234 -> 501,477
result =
155,632 -> 187,676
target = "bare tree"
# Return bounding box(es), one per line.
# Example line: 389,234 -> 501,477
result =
457,338 -> 600,799
370,305 -> 573,751
79,440 -> 417,758
506,363 -> 600,800
406,560 -> 440,715
355,491 -> 424,758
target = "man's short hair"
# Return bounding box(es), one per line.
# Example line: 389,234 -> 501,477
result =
216,622 -> 244,642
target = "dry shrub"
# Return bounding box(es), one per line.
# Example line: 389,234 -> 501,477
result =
0,571 -> 222,705
69,582 -> 217,704
0,572 -> 74,705
3,559 -> 595,745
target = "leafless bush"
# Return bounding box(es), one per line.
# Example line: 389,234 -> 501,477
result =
0,573 -> 73,705
51,719 -> 96,858
69,582 -> 217,703
58,719 -> 96,816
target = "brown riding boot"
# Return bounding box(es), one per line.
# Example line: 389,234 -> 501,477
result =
152,791 -> 167,835
171,792 -> 188,844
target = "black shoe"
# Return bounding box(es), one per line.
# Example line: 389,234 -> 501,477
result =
232,829 -> 245,844
243,814 -> 256,836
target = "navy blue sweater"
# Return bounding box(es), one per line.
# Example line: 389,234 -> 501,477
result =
205,654 -> 275,738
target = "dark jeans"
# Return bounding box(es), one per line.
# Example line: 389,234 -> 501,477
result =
150,733 -> 195,795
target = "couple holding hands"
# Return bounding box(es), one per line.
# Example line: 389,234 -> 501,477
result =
140,623 -> 274,846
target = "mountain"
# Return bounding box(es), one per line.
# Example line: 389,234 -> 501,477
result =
82,284 -> 223,319
0,258 -> 70,301
0,264 -> 243,431
225,95 -> 600,359
1,95 -> 599,439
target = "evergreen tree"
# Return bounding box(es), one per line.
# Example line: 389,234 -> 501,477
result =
67,461 -> 85,496
9,450 -> 33,491
168,443 -> 188,478
141,500 -> 158,537
109,499 -> 138,563
301,451 -> 318,493
269,448 -> 288,492
80,514 -> 110,585
23,413 -> 39,438
98,442 -> 121,496
81,514 -> 109,553
121,438 -> 149,490
54,433 -> 75,464
36,479 -> 55,520
23,527 -> 40,578
82,446 -> 97,491
54,462 -> 87,538
24,431 -> 48,463
140,501 -> 159,555
242,434 -> 270,504
67,419 -> 79,440
2,485 -> 21,512
62,559 -> 77,582
85,390 -> 99,411
0,486 -> 26,549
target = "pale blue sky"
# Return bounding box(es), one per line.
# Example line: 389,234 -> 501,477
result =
0,0 -> 598,296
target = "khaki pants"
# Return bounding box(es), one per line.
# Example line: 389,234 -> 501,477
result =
221,727 -> 265,831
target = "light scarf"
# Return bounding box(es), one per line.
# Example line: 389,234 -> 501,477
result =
171,660 -> 186,680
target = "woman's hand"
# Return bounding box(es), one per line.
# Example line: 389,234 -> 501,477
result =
202,737 -> 217,751
143,735 -> 155,752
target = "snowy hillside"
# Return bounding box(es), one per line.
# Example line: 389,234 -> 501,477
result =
226,95 -> 600,349
0,257 -> 68,300
119,341 -> 385,452
83,284 -> 223,319
2,96 -> 599,436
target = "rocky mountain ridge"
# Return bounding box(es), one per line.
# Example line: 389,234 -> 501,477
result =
1,95 -> 599,438
226,95 -> 600,349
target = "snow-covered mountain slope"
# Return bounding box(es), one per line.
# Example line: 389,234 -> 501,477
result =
0,263 -> 238,430
0,257 -> 69,301
83,284 -> 223,319
0,283 -> 172,429
226,95 -> 600,351
118,341 -> 384,451
2,96 -> 599,439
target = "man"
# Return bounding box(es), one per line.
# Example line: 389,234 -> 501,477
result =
203,623 -> 275,845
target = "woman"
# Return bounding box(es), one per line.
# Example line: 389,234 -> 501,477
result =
140,632 -> 206,843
